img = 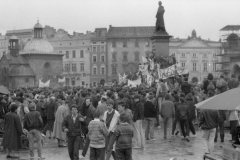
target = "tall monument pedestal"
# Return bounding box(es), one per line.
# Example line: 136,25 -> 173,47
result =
151,31 -> 172,57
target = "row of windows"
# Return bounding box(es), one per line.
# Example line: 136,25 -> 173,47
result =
92,55 -> 105,63
59,42 -> 85,46
178,53 -> 218,58
92,66 -> 105,75
181,62 -> 217,72
91,45 -> 105,53
62,50 -> 84,59
111,40 -> 150,48
112,52 -> 140,62
64,63 -> 85,72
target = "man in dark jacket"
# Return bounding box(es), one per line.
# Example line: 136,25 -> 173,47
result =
24,103 -> 44,160
199,109 -> 218,154
43,97 -> 57,137
144,93 -> 157,140
175,94 -> 190,141
63,105 -> 83,160
132,94 -> 145,148
214,110 -> 226,143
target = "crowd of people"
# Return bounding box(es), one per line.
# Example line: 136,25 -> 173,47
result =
0,73 -> 240,160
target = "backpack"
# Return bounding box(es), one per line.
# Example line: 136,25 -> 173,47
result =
207,81 -> 215,91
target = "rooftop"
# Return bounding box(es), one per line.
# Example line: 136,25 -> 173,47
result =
220,25 -> 240,31
107,26 -> 155,38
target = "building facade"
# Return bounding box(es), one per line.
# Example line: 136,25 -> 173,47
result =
217,33 -> 240,77
49,29 -> 92,87
0,34 -> 8,58
106,26 -> 154,82
90,28 -> 108,87
0,22 -> 63,89
170,30 -> 222,82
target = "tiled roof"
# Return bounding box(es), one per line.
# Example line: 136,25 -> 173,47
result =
107,26 -> 155,38
220,25 -> 240,31
5,54 -> 28,65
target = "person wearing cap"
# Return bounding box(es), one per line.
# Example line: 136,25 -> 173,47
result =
23,102 -> 44,160
53,96 -> 69,147
2,103 -> 24,159
144,93 -> 157,141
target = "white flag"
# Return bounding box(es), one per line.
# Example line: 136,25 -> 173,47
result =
58,77 -> 66,83
142,56 -> 148,63
39,79 -> 50,88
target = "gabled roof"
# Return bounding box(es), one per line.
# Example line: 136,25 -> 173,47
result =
220,25 -> 240,31
107,26 -> 155,38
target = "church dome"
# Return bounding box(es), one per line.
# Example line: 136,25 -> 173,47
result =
21,38 -> 54,54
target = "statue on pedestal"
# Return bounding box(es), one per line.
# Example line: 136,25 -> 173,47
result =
156,1 -> 166,32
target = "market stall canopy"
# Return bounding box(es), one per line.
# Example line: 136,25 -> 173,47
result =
196,87 -> 240,110
0,85 -> 10,95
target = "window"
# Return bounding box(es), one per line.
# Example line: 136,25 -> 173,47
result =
181,62 -> 185,68
93,46 -> 97,53
59,50 -> 62,54
72,50 -> 76,58
100,46 -> 105,52
80,50 -> 84,58
203,63 -> 207,72
93,82 -> 97,87
72,63 -> 77,72
82,81 -> 85,86
83,73 -> 86,77
112,41 -> 116,48
65,51 -> 69,59
71,78 -> 75,86
181,53 -> 185,58
203,54 -> 207,58
135,40 -> 139,47
93,67 -> 97,75
97,46 -> 100,52
123,40 -> 127,47
193,63 -> 197,71
122,52 -> 128,62
80,63 -> 84,72
25,78 -> 29,83
65,64 -> 70,72
112,52 -> 117,62
93,55 -> 97,63
213,63 -> 216,71
193,53 -> 196,58
101,66 -> 105,75
134,52 -> 140,62
101,55 -> 105,62
112,64 -> 117,75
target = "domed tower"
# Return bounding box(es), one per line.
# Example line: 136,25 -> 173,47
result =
20,21 -> 63,87
9,35 -> 20,56
34,20 -> 43,39
192,29 -> 197,38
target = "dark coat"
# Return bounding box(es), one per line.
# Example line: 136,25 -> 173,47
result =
133,101 -> 144,122
62,115 -> 82,137
2,112 -> 23,150
144,101 -> 157,118
46,101 -> 57,120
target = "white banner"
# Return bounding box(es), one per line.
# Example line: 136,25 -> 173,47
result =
119,73 -> 127,84
157,64 -> 188,79
139,64 -> 149,75
58,77 -> 66,83
39,79 -> 50,88
127,78 -> 142,88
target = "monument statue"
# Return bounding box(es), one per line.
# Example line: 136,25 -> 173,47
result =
156,1 -> 166,32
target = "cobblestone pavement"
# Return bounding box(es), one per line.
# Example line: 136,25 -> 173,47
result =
0,128 -> 232,160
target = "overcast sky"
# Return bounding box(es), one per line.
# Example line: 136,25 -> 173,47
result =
0,0 -> 240,40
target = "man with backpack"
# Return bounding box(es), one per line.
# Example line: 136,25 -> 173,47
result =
23,103 -> 44,160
